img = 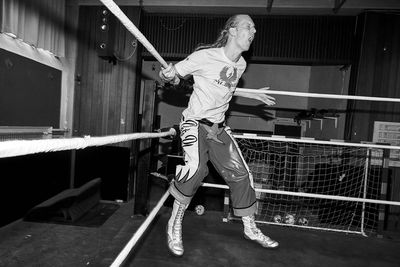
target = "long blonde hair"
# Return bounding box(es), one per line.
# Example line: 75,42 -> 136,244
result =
194,15 -> 241,51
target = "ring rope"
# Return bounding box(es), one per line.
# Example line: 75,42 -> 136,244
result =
236,88 -> 400,103
151,172 -> 400,207
201,182 -> 400,207
0,129 -> 175,158
110,190 -> 170,267
233,134 -> 400,151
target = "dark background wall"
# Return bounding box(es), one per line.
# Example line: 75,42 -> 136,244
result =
0,48 -> 61,128
141,13 -> 355,64
346,12 -> 400,142
0,152 -> 71,226
0,146 -> 130,227
0,46 -> 64,227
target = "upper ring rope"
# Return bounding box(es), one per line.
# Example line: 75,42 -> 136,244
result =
236,88 -> 400,103
98,0 -> 400,103
0,129 -> 175,158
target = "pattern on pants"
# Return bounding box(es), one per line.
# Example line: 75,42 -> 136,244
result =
176,119 -> 200,183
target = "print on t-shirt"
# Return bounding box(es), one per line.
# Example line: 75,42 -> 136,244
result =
216,65 -> 238,89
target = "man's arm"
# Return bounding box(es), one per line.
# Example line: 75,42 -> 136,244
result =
159,51 -> 202,86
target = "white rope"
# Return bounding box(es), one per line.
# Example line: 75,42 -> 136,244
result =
98,0 -> 168,68
110,190 -> 170,267
150,173 -> 400,207
233,133 -> 400,151
0,129 -> 175,158
204,182 -> 400,207
236,88 -> 400,103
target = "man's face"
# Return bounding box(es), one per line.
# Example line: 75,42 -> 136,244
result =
233,15 -> 256,52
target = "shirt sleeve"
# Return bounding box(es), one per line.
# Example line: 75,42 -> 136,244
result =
174,50 -> 205,78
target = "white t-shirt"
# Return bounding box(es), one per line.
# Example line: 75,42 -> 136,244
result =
174,47 -> 246,123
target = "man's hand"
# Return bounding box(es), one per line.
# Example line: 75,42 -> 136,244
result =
251,93 -> 276,106
234,87 -> 276,106
159,63 -> 180,85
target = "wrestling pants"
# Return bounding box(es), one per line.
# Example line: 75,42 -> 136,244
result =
169,118 -> 257,217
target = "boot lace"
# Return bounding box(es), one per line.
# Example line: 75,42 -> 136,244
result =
245,215 -> 270,241
173,205 -> 185,241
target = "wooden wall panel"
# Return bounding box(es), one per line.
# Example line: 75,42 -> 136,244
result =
73,6 -> 142,139
73,6 -> 143,201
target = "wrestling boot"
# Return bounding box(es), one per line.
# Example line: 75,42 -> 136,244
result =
242,215 -> 279,248
167,200 -> 187,256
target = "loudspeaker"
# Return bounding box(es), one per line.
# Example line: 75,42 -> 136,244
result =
95,8 -> 116,60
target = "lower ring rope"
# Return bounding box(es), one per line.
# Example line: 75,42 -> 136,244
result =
110,190 -> 170,267
0,128 -> 176,158
151,172 -> 400,207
